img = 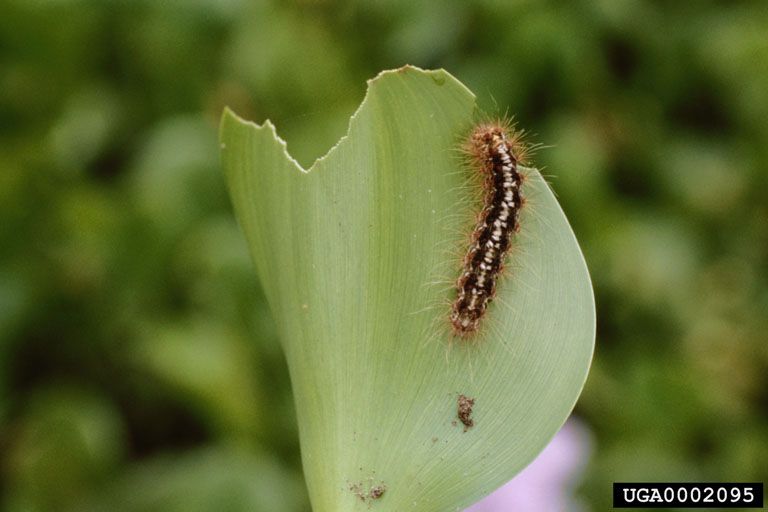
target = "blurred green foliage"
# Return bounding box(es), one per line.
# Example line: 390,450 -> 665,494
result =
0,1 -> 766,511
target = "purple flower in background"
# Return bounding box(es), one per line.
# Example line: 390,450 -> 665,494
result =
466,418 -> 592,512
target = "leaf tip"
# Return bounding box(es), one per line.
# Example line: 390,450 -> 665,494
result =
218,107 -> 305,173
219,106 -> 276,135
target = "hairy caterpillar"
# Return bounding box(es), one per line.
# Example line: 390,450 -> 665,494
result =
450,120 -> 528,337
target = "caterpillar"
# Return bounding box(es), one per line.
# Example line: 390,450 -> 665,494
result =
450,120 -> 527,337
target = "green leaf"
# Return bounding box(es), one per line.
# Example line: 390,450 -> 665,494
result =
220,66 -> 594,511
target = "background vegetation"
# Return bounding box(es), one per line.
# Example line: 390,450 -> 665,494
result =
1,1 -> 766,511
